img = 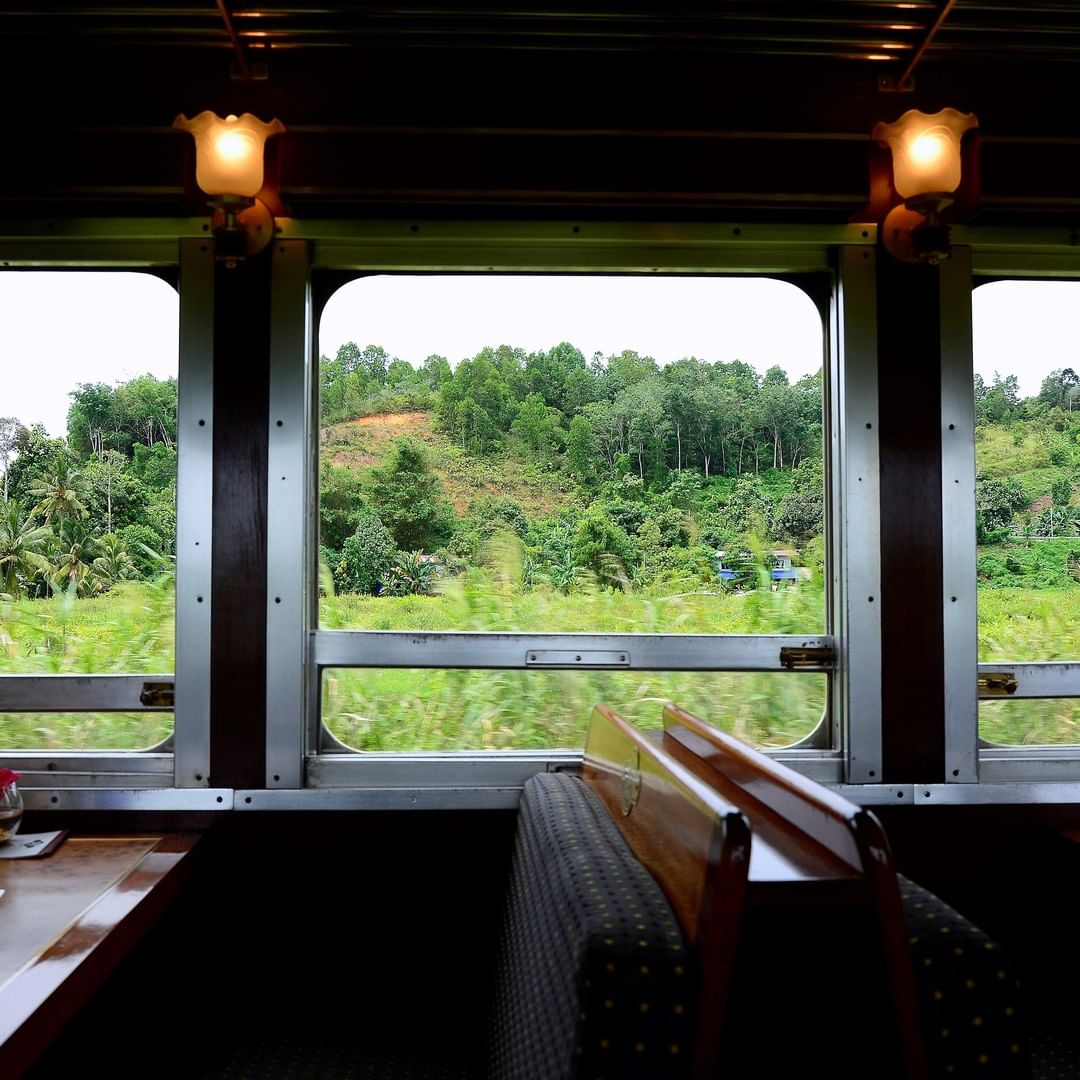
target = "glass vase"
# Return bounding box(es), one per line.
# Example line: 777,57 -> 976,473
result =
0,782 -> 23,843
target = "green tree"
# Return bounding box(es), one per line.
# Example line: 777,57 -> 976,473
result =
366,437 -> 454,551
67,382 -> 120,457
51,519 -> 102,596
566,414 -> 598,483
511,393 -> 565,462
0,500 -> 52,597
30,466 -> 88,526
0,417 -> 26,502
335,510 -> 398,595
92,532 -> 137,586
572,507 -> 638,586
86,449 -> 127,534
320,462 -> 369,552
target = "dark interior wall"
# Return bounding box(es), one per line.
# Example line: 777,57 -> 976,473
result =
25,810 -> 520,1079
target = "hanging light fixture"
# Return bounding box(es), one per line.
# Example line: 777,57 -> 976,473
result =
174,111 -> 285,263
871,107 -> 978,264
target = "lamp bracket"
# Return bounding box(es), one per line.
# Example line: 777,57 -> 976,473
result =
881,203 -> 953,265
208,195 -> 275,265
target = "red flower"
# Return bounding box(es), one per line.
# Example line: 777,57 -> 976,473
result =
0,768 -> 20,791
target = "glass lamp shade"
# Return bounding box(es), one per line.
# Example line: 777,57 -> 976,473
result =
872,108 -> 978,200
174,111 -> 285,198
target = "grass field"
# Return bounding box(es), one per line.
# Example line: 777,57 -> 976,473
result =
2,576 -> 1078,750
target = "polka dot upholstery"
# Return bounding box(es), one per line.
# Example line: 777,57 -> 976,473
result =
899,874 -> 1031,1079
488,772 -> 695,1080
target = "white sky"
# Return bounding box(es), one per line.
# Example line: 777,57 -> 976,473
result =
972,280 -> 1080,398
0,272 -> 179,437
0,273 -> 1073,442
320,275 -> 825,381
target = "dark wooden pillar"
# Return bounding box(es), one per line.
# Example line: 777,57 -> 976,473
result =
877,256 -> 946,782
210,254 -> 271,788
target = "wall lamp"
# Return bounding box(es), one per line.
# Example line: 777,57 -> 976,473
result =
871,107 -> 979,265
174,111 -> 285,264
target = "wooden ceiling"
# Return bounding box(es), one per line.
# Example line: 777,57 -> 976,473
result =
0,3 -> 1077,222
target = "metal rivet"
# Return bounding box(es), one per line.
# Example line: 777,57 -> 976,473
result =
196,596 -> 204,603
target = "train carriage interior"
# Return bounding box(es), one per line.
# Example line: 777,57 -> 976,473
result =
3,2 -> 1080,1077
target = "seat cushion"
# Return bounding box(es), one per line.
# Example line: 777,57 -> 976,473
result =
488,772 -> 694,1080
899,874 -> 1030,1078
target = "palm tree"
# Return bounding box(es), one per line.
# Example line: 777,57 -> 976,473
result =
0,500 -> 53,597
92,533 -> 136,587
51,520 -> 103,597
29,466 -> 88,526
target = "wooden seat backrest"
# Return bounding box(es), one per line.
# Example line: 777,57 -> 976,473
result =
582,704 -> 751,1080
660,701 -> 927,1080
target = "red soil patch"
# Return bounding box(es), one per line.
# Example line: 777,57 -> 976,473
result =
345,411 -> 429,430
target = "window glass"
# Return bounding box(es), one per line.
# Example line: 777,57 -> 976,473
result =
973,280 -> 1080,745
318,275 -> 826,633
317,275 -> 826,750
323,668 -> 826,752
0,272 -> 178,750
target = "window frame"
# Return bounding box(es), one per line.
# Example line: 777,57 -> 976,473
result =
282,220 -> 884,800
0,226 -> 226,810
962,246 -> 1080,781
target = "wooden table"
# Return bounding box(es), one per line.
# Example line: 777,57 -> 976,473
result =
0,834 -> 198,1078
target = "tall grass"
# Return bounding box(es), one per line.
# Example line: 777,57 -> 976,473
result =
0,578 -> 174,750
3,570 -> 1079,751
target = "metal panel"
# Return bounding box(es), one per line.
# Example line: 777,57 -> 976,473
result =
308,748 -> 842,788
0,675 -> 172,711
825,784 -> 913,805
299,220 -> 874,272
313,631 -> 833,671
834,247 -> 883,783
21,788 -> 233,811
981,750 -> 1080,783
0,218 -> 206,267
14,771 -> 173,789
174,239 -> 214,787
940,249 -> 978,783
238,787 -> 524,810
0,752 -> 173,774
978,663 -> 1080,699
308,750 -> 581,789
914,782 -> 1080,806
266,240 -> 312,788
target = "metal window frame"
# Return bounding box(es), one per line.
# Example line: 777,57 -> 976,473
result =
962,240 -> 1080,779
0,221 -> 221,807
303,221 -> 872,790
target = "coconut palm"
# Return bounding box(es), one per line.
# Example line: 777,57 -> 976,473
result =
92,533 -> 137,586
51,519 -> 103,596
29,466 -> 88,526
0,500 -> 53,597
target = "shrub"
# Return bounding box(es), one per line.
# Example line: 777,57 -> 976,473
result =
335,511 -> 398,595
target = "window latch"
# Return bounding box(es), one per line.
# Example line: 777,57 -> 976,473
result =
140,681 -> 175,709
977,672 -> 1018,697
778,646 -> 835,670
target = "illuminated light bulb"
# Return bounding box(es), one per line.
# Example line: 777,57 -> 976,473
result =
173,111 -> 285,198
873,108 -> 977,201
